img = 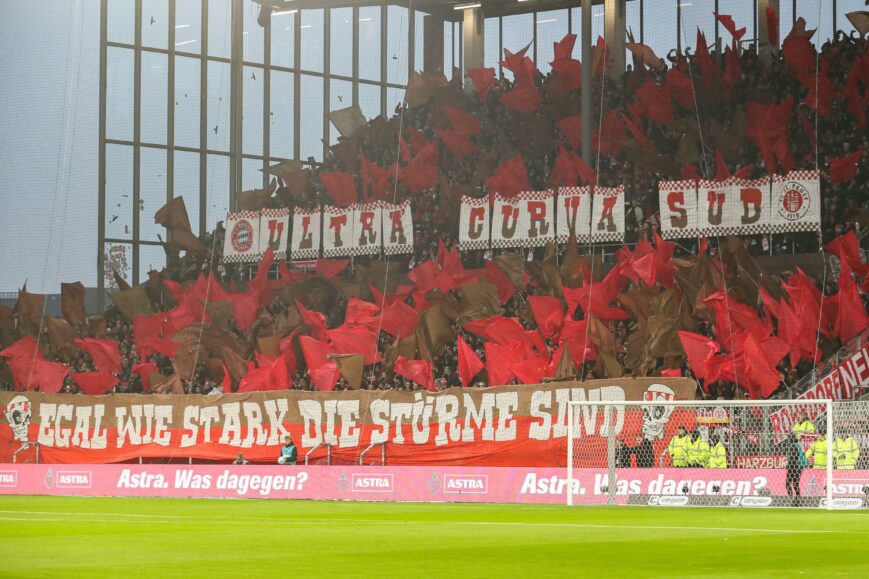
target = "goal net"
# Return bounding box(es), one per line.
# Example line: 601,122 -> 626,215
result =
567,399 -> 869,509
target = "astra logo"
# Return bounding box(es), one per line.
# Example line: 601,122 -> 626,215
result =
443,475 -> 488,494
0,471 -> 17,487
351,474 -> 394,493
56,471 -> 92,488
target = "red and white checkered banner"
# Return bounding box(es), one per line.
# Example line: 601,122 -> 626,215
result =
258,208 -> 290,259
290,207 -> 321,260
770,170 -> 821,234
382,200 -> 414,255
322,205 -> 356,258
458,196 -> 490,251
555,186 -> 593,243
223,211 -> 261,263
490,191 -> 555,249
659,173 -> 818,239
696,179 -> 744,236
731,176 -> 771,235
590,185 -> 625,243
349,202 -> 382,256
658,180 -> 698,239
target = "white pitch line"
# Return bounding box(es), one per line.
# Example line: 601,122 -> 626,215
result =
0,511 -> 865,535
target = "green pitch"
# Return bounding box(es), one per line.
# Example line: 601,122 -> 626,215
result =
1,496 -> 868,577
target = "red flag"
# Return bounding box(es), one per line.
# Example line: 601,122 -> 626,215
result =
766,8 -> 779,46
677,331 -> 720,381
484,342 -> 516,387
299,336 -> 338,392
635,80 -> 674,125
370,284 -> 414,309
835,258 -> 869,343
220,361 -> 233,393
661,368 -> 682,378
468,67 -> 496,100
325,326 -> 380,365
0,336 -> 43,361
550,58 -> 582,93
319,171 -> 357,207
71,372 -> 118,395
443,106 -> 481,136
828,150 -> 863,184
759,287 -> 781,320
620,111 -> 653,148
553,33 -> 577,61
714,13 -> 747,41
694,30 -> 722,88
400,141 -> 439,193
360,155 -> 395,202
824,231 -> 868,277
436,129 -> 478,161
715,150 -> 732,182
457,335 -> 484,387
6,357 -> 68,393
724,43 -> 743,89
743,333 -> 782,399
237,365 -> 274,393
344,298 -> 380,330
132,362 -> 159,393
557,115 -> 582,152
296,299 -> 328,339
379,300 -> 420,339
316,259 -> 350,279
486,156 -> 530,199
74,338 -> 121,375
394,356 -> 434,392
745,99 -> 794,173
464,316 -> 528,346
665,68 -> 694,109
528,296 -> 564,339
500,81 -> 542,113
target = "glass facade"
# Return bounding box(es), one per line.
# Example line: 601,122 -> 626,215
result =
100,0 -> 840,291
100,0 -> 426,289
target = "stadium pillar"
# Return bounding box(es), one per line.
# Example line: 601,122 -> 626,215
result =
757,0 -> 779,63
580,0 -> 592,165
604,0 -> 625,76
424,15 -> 445,75
461,7 -> 484,86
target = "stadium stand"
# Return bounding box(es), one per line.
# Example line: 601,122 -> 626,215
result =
0,13 -> 866,406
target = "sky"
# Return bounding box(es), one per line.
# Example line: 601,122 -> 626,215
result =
0,0 -> 99,293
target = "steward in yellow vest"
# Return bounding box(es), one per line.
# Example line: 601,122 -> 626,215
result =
835,434 -> 860,470
792,412 -> 815,441
687,431 -> 710,468
806,427 -> 830,470
663,426 -> 691,467
708,434 -> 727,468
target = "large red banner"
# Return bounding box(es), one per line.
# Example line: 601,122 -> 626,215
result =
1,378 -> 695,466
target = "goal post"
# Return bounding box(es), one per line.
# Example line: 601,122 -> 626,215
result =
564,398 -> 864,509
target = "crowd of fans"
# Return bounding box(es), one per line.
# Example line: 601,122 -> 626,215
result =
1,24 -> 867,401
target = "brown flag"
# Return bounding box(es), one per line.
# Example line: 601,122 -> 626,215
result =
554,346 -> 576,379
218,345 -> 249,387
597,352 -> 625,379
329,354 -> 364,390
492,252 -> 526,290
109,285 -> 153,319
15,285 -> 44,336
0,306 -> 17,348
457,279 -> 501,324
154,197 -> 208,254
257,335 -> 282,357
150,373 -> 185,395
329,106 -> 368,138
420,305 -> 456,358
89,316 -> 108,339
61,282 -> 86,329
44,316 -> 78,360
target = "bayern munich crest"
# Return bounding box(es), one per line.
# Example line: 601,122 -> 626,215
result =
230,219 -> 255,253
776,181 -> 810,222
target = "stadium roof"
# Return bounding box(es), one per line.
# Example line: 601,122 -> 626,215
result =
258,0 -> 605,22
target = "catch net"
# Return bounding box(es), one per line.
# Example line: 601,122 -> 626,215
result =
565,399 -> 869,509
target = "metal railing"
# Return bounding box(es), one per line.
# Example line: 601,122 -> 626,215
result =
784,328 -> 868,399
359,442 -> 386,465
304,442 -> 332,465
